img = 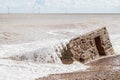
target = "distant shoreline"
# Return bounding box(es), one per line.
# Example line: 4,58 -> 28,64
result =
0,13 -> 120,15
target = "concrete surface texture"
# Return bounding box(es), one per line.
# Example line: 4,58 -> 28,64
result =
61,27 -> 115,64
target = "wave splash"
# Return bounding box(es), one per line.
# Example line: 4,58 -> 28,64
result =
0,40 -> 69,64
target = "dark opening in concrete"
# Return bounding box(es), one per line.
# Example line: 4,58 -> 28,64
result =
94,36 -> 106,56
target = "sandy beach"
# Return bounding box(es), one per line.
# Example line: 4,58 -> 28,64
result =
37,55 -> 120,80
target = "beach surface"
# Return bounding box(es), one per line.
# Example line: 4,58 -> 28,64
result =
37,55 -> 120,80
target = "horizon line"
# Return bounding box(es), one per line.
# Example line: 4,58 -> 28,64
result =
0,13 -> 120,15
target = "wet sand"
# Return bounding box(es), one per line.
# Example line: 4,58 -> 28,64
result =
36,55 -> 120,80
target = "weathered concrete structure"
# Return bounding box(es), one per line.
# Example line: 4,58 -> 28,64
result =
61,27 -> 115,64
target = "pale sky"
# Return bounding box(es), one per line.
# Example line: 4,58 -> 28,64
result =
0,0 -> 120,13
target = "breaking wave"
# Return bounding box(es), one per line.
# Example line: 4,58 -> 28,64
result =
0,39 -> 69,64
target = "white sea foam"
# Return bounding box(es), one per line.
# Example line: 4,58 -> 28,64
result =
0,35 -> 89,80
0,40 -> 88,80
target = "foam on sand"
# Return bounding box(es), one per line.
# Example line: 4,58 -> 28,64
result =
0,38 -> 89,80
